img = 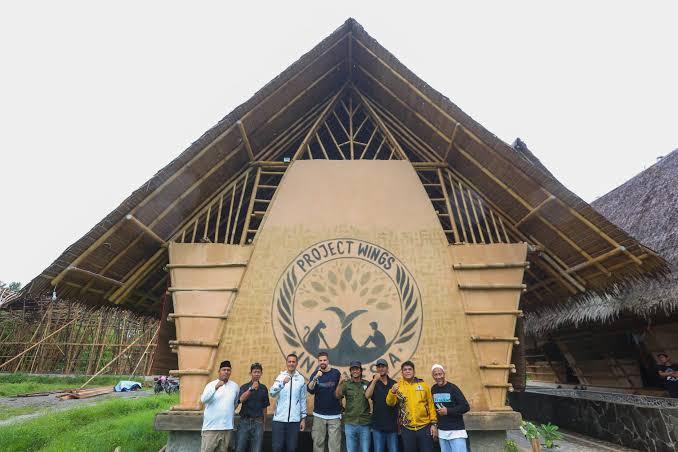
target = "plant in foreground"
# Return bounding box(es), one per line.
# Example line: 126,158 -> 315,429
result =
538,422 -> 562,448
504,438 -> 520,452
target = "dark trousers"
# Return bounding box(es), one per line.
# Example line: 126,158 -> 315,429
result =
272,420 -> 300,452
401,425 -> 434,452
236,417 -> 264,452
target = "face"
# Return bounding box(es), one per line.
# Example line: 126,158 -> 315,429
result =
402,365 -> 414,380
218,366 -> 232,381
350,367 -> 362,379
659,355 -> 670,364
251,368 -> 262,381
318,355 -> 329,370
376,364 -> 388,376
432,368 -> 445,385
286,356 -> 298,372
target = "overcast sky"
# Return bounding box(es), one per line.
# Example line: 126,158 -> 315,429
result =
1,2 -> 676,285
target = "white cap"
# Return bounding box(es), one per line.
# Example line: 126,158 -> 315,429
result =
431,364 -> 445,372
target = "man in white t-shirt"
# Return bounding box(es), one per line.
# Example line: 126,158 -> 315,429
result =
200,360 -> 239,452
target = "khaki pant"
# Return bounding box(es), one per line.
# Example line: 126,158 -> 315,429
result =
201,429 -> 233,452
311,417 -> 342,452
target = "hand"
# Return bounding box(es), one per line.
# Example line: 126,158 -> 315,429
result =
283,375 -> 291,384
314,370 -> 323,380
251,381 -> 259,390
215,380 -> 225,390
299,419 -> 306,431
430,425 -> 438,439
436,406 -> 447,416
391,383 -> 399,394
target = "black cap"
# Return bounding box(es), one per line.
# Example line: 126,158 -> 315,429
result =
375,359 -> 388,367
349,361 -> 363,369
250,362 -> 262,371
219,360 -> 232,369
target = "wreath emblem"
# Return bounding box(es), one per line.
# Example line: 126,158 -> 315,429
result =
272,239 -> 423,371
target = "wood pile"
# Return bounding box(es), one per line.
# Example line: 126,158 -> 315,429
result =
56,386 -> 114,400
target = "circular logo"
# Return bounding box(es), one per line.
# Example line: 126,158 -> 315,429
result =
272,239 -> 423,375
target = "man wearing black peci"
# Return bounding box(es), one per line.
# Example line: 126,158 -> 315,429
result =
236,363 -> 270,452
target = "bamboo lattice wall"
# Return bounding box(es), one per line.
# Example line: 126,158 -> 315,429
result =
0,299 -> 159,375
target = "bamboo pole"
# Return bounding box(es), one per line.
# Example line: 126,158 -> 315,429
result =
0,317 -> 78,370
354,87 -> 408,160
80,331 -> 146,389
292,84 -> 347,160
237,121 -> 255,161
240,167 -> 261,244
437,168 -> 460,243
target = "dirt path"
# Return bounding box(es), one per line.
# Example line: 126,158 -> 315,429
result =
0,389 -> 154,427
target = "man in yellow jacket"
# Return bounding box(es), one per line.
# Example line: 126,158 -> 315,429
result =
385,361 -> 437,451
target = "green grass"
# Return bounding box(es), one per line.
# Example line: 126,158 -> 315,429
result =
0,393 -> 176,451
0,373 -> 138,397
0,405 -> 42,421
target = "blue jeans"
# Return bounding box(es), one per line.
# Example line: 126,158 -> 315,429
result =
271,421 -> 299,452
439,437 -> 468,452
344,424 -> 370,452
235,417 -> 264,452
372,429 -> 398,452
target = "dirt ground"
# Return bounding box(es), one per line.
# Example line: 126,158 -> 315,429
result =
507,429 -> 639,451
0,389 -> 153,427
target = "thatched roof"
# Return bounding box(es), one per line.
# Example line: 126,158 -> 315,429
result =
525,149 -> 678,335
17,19 -> 668,316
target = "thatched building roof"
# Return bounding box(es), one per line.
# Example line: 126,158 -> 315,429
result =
525,149 -> 678,335
16,19 -> 668,316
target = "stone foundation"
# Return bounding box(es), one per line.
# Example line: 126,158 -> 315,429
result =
510,388 -> 678,452
155,410 -> 521,451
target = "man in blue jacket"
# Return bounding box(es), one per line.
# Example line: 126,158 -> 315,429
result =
307,351 -> 342,452
269,353 -> 307,452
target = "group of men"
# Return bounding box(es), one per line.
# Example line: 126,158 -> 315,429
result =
200,352 -> 470,452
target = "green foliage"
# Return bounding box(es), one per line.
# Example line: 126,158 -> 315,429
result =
0,373 -> 133,397
8,281 -> 22,291
504,438 -> 520,452
538,422 -> 562,448
0,393 -> 176,451
520,420 -> 541,441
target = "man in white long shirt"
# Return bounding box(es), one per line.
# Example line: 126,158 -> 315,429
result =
200,360 -> 239,452
269,353 -> 307,452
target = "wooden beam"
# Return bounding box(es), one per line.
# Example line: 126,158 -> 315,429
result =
566,246 -> 626,274
237,121 -> 255,161
515,195 -> 555,228
539,252 -> 585,293
292,84 -> 347,160
65,267 -> 123,287
353,86 -> 408,160
125,215 -> 166,245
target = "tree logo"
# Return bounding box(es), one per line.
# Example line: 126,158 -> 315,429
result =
272,239 -> 423,375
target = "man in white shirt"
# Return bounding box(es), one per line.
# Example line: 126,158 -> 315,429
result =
269,353 -> 307,452
200,360 -> 239,452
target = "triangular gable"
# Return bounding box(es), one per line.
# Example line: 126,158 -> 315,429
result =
21,19 -> 667,314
